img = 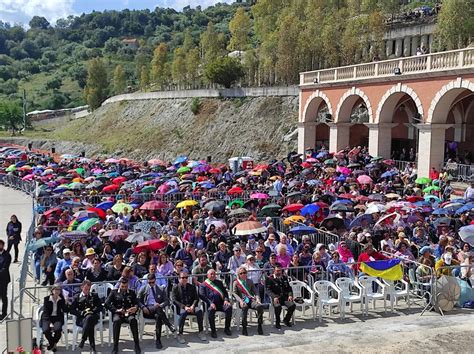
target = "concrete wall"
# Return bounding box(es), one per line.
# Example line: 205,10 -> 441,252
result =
102,86 -> 299,105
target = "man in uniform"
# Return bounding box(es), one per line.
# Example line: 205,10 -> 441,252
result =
199,269 -> 232,338
0,239 -> 11,321
137,273 -> 175,349
265,265 -> 296,329
70,280 -> 103,351
232,266 -> 264,336
171,271 -> 207,343
105,277 -> 141,354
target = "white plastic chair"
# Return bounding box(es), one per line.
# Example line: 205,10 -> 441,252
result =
91,282 -> 114,301
289,280 -> 316,319
35,305 -> 69,350
138,307 -> 170,341
172,303 -> 203,333
71,312 -> 104,350
357,276 -> 387,315
313,280 -> 341,322
335,277 -> 363,318
232,293 -> 266,330
383,279 -> 410,311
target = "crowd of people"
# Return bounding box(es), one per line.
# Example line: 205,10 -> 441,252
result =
1,144 -> 473,352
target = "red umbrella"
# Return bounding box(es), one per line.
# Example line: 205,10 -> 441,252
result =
44,207 -> 63,216
406,196 -> 424,203
228,186 -> 244,195
87,207 -> 106,219
140,200 -> 168,210
148,159 -> 166,166
113,176 -> 127,185
103,184 -> 119,193
209,168 -> 221,174
356,196 -> 370,203
338,193 -> 355,200
282,203 -> 304,212
133,239 -> 168,253
314,201 -> 329,209
253,164 -> 269,171
301,162 -> 312,168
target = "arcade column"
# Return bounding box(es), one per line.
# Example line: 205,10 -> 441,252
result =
328,123 -> 351,153
416,124 -> 452,177
297,122 -> 317,155
366,123 -> 397,158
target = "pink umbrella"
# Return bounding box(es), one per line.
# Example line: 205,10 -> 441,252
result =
104,158 -> 119,164
357,175 -> 373,184
250,192 -> 269,199
305,158 -> 318,163
337,166 -> 351,175
157,184 -> 169,194
22,174 -> 34,181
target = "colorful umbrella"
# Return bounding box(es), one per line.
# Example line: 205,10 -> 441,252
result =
176,200 -> 198,208
133,239 -> 168,253
87,207 -> 106,219
140,200 -> 168,210
250,192 -> 269,199
228,186 -> 244,195
282,203 -> 304,212
233,221 -> 266,236
77,218 -> 100,232
283,215 -> 306,225
357,175 -> 373,184
112,203 -> 134,213
415,177 -> 431,185
228,199 -> 244,208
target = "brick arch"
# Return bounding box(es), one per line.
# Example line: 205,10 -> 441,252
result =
301,90 -> 333,123
428,78 -> 474,124
375,83 -> 424,124
335,87 -> 373,123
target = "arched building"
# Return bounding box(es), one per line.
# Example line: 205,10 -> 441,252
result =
298,48 -> 474,177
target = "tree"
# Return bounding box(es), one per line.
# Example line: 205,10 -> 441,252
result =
200,22 -> 224,65
45,75 -> 62,91
204,56 -> 244,88
0,100 -> 23,134
139,65 -> 149,90
435,0 -> 473,51
275,11 -> 302,84
29,16 -> 51,30
84,58 -> 108,110
186,47 -> 200,88
112,65 -> 127,95
228,7 -> 251,51
150,43 -> 168,89
172,47 -> 187,88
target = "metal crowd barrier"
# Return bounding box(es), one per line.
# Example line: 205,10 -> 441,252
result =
444,162 -> 473,182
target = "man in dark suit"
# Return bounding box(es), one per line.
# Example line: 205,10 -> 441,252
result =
199,269 -> 232,338
232,266 -> 264,336
137,273 -> 175,349
265,265 -> 296,329
105,277 -> 141,354
0,239 -> 11,320
70,280 -> 103,351
171,271 -> 206,343
41,284 -> 68,351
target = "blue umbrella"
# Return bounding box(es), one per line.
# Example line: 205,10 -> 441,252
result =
456,279 -> 474,307
414,201 -> 431,207
108,172 -> 119,178
316,151 -> 328,159
349,214 -> 373,229
26,235 -> 60,252
381,170 -> 398,178
432,208 -> 448,215
455,203 -> 474,215
200,182 -> 215,189
301,204 -> 320,216
335,176 -> 346,182
165,187 -> 179,195
332,199 -> 352,204
15,161 -> 27,167
174,156 -> 188,165
451,198 -> 467,204
61,200 -> 88,208
289,226 -> 318,235
306,179 -> 322,186
96,201 -> 115,210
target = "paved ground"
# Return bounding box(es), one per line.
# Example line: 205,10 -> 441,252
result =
1,185 -> 473,353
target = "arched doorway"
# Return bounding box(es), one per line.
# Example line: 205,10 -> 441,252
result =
376,85 -> 423,161
349,101 -> 369,148
419,79 -> 474,177
298,91 -> 333,154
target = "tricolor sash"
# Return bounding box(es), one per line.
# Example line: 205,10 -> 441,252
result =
235,279 -> 255,299
203,279 -> 225,299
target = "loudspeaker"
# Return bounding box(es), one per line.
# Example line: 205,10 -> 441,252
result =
207,156 -> 212,163
27,143 -> 32,150
51,147 -> 55,154
81,151 -> 85,157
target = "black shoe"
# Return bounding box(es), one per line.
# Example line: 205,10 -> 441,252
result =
258,325 -> 264,335
112,347 -> 118,354
156,340 -> 163,349
275,323 -> 281,329
283,319 -> 293,327
46,344 -> 53,351
210,331 -> 217,338
242,327 -> 248,336
0,313 -> 6,321
134,344 -> 141,354
14,259 -> 19,263
224,328 -> 232,336
168,324 -> 176,333
78,339 -> 85,349
51,343 -> 57,352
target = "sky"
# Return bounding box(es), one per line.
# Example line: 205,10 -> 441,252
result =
0,0 -> 234,26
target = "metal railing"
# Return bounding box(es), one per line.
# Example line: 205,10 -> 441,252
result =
300,47 -> 474,85
444,162 -> 473,182
393,160 -> 415,173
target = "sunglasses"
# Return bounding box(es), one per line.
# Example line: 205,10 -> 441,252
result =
180,276 -> 188,279
256,250 -> 263,253
148,280 -> 156,284
239,272 -> 247,275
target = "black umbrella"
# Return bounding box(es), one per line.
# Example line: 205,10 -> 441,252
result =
286,191 -> 303,199
228,208 -> 251,217
258,204 -> 282,217
330,203 -> 354,212
203,200 -> 226,213
320,216 -> 345,230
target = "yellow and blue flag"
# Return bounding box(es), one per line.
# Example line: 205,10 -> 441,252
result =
360,259 -> 403,281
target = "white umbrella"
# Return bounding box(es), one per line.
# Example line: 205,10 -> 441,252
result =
365,203 -> 386,214
435,275 -> 461,313
126,232 -> 151,244
374,212 -> 401,228
459,225 -> 474,246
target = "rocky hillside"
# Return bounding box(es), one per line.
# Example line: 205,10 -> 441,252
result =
1,96 -> 299,162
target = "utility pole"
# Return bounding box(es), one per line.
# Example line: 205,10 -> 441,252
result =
22,89 -> 27,132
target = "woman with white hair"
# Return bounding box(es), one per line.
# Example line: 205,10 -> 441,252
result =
315,243 -> 331,268
276,243 -> 291,268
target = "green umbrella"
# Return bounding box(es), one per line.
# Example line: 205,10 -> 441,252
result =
141,185 -> 156,194
258,203 -> 282,217
77,218 -> 100,232
76,167 -> 85,176
423,186 -> 441,193
415,177 -> 431,185
371,156 -> 383,162
68,182 -> 85,190
424,195 -> 441,203
324,159 -> 336,165
112,203 -> 134,213
228,199 -> 244,208
6,165 -> 16,172
177,166 -> 191,174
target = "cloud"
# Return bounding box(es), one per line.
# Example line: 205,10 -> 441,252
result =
0,0 -> 75,25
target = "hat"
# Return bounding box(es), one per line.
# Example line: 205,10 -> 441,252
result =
233,245 -> 241,251
63,248 -> 71,254
85,248 -> 96,256
419,246 -> 432,255
246,254 -> 255,260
